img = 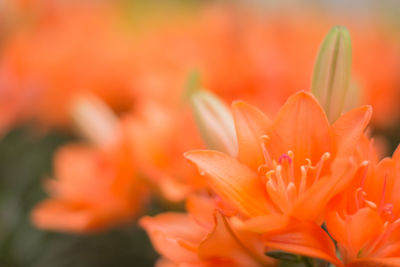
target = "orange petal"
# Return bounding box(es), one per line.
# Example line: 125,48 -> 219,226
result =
347,208 -> 384,257
31,200 -> 101,233
325,211 -> 348,247
332,105 -> 372,158
159,175 -> 192,203
232,101 -> 272,170
139,213 -> 206,263
273,91 -> 331,166
347,258 -> 400,267
186,194 -> 216,230
327,208 -> 385,261
240,214 -> 290,234
185,150 -> 272,217
263,218 -> 343,267
291,158 -> 357,222
198,212 -> 272,267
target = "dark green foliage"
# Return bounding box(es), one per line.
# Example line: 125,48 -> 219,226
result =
0,126 -> 159,267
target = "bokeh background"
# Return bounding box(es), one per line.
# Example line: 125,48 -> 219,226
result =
0,1 -> 400,266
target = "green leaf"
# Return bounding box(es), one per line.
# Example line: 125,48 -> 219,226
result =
311,26 -> 352,123
183,71 -> 201,102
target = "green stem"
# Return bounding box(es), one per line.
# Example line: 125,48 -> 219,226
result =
302,256 -> 314,267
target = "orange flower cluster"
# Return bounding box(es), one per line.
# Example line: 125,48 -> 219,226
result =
143,91 -> 400,266
1,1 -> 399,266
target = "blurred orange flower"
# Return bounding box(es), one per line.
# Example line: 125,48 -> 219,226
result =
31,99 -> 149,233
124,101 -> 206,202
133,7 -> 400,128
0,2 -> 136,132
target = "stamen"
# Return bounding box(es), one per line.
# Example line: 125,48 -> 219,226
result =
266,170 -> 275,181
305,158 -> 312,167
266,180 -> 284,213
355,187 -> 364,210
314,152 -> 330,181
287,150 -> 294,160
364,200 -> 377,210
378,175 -> 389,214
257,164 -> 269,184
266,179 -> 277,192
275,165 -> 289,198
277,152 -> 295,183
299,165 -> 308,195
287,182 -> 297,203
274,165 -> 291,212
360,161 -> 369,189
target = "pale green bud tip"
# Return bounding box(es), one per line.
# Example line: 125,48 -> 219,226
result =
311,26 -> 352,123
183,71 -> 201,102
70,94 -> 118,147
190,90 -> 238,157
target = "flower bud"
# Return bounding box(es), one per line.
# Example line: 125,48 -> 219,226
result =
311,26 -> 352,123
186,73 -> 238,156
70,94 -> 118,147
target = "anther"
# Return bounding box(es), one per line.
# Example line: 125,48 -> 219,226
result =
278,154 -> 292,165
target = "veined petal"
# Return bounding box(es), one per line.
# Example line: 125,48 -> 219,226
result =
348,208 -> 384,258
291,158 -> 357,222
240,214 -> 290,234
273,91 -> 331,166
332,105 -> 372,158
185,150 -> 272,217
325,211 -> 348,246
263,219 -> 343,267
347,258 -> 400,267
232,101 -> 272,170
186,194 -> 216,230
139,213 -> 206,263
198,212 -> 272,267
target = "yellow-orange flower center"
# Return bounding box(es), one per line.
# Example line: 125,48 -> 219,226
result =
257,139 -> 330,213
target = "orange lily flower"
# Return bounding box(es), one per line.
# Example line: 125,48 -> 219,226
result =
140,194 -> 274,267
31,97 -> 149,233
185,91 -> 372,264
124,100 -> 206,202
326,140 -> 400,265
